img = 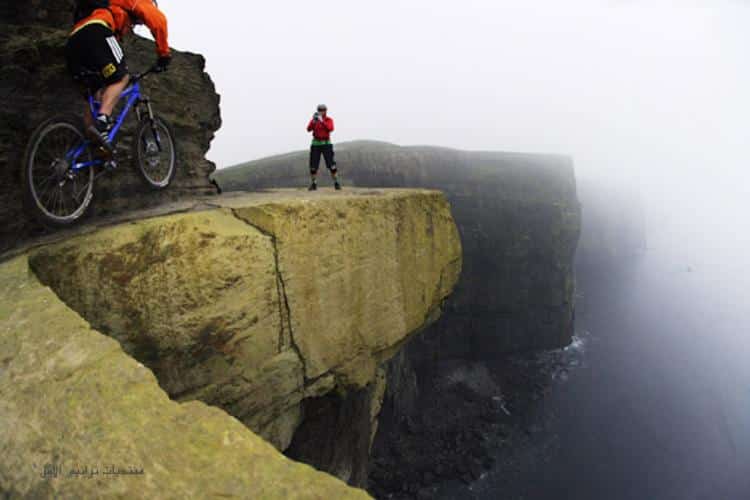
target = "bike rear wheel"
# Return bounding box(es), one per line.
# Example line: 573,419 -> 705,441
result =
23,115 -> 95,227
134,115 -> 176,189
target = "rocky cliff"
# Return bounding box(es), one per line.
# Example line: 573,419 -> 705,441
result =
0,1 -> 221,252
216,141 -> 581,355
0,256 -> 368,500
0,189 -> 462,496
215,142 -> 581,496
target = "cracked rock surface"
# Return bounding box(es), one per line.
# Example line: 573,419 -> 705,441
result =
0,256 -> 369,500
2,189 -> 462,493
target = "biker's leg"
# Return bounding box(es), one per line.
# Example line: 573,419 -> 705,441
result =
68,24 -> 128,150
99,74 -> 129,117
82,88 -> 102,130
88,75 -> 128,151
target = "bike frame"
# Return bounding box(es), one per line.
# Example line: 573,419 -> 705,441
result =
65,77 -> 149,172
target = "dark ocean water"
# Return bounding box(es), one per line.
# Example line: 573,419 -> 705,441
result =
445,249 -> 750,500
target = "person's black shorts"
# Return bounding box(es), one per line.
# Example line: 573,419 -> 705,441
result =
310,144 -> 337,174
65,23 -> 128,94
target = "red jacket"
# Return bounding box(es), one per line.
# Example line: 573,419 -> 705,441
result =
307,116 -> 334,141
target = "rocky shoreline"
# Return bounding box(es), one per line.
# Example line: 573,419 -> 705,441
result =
368,342 -> 581,499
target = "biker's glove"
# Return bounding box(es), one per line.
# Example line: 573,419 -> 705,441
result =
154,55 -> 172,73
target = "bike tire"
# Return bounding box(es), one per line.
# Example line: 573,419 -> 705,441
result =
22,114 -> 96,228
133,115 -> 177,190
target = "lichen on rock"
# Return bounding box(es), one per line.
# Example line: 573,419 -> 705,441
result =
3,189 -> 462,491
0,255 -> 369,499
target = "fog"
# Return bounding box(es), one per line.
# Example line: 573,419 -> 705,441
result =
158,2 -> 750,495
163,2 -> 748,259
159,2 -> 749,323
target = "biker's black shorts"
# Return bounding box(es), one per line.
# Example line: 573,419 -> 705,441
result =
65,23 -> 128,94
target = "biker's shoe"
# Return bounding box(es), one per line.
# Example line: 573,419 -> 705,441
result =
87,114 -> 113,153
308,182 -> 317,191
334,181 -> 342,191
93,146 -> 113,161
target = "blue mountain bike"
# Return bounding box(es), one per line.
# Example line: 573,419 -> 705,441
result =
22,67 -> 176,227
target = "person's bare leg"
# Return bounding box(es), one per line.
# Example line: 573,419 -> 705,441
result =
99,75 -> 129,117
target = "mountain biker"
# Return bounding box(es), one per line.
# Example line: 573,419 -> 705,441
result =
66,0 -> 172,152
306,104 -> 341,191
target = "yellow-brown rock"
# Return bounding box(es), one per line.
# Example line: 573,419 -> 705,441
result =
0,189 -> 461,495
0,256 -> 369,499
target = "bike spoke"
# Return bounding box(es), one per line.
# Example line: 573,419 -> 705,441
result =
72,175 -> 90,204
60,187 -> 68,216
71,175 -> 80,203
34,149 -> 56,167
28,121 -> 96,222
49,133 -> 66,159
35,172 -> 57,191
45,186 -> 57,215
55,186 -> 63,215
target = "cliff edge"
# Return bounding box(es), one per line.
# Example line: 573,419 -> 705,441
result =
216,141 -> 581,354
0,189 -> 462,496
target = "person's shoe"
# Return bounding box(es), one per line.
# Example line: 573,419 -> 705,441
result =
93,145 -> 114,161
87,114 -> 113,153
334,181 -> 342,191
308,182 -> 317,191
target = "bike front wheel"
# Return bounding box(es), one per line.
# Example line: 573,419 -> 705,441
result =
22,115 -> 96,227
134,116 -> 177,189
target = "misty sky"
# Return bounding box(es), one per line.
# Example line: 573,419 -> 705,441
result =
157,1 -> 749,262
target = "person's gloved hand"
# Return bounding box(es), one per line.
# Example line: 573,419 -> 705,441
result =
153,55 -> 172,73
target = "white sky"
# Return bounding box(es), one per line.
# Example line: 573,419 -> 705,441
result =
157,1 -> 749,260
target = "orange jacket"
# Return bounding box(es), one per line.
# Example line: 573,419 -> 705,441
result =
71,0 -> 170,57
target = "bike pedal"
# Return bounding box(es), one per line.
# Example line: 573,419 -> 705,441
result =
104,159 -> 118,171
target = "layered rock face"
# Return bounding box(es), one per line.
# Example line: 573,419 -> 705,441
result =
0,2 -> 220,252
0,256 -> 369,499
215,145 -> 580,495
6,189 -> 461,491
215,141 -> 581,355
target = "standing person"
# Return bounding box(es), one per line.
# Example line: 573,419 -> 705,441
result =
306,104 -> 341,191
66,0 -> 171,152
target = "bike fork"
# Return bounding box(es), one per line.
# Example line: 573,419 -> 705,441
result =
137,98 -> 163,152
